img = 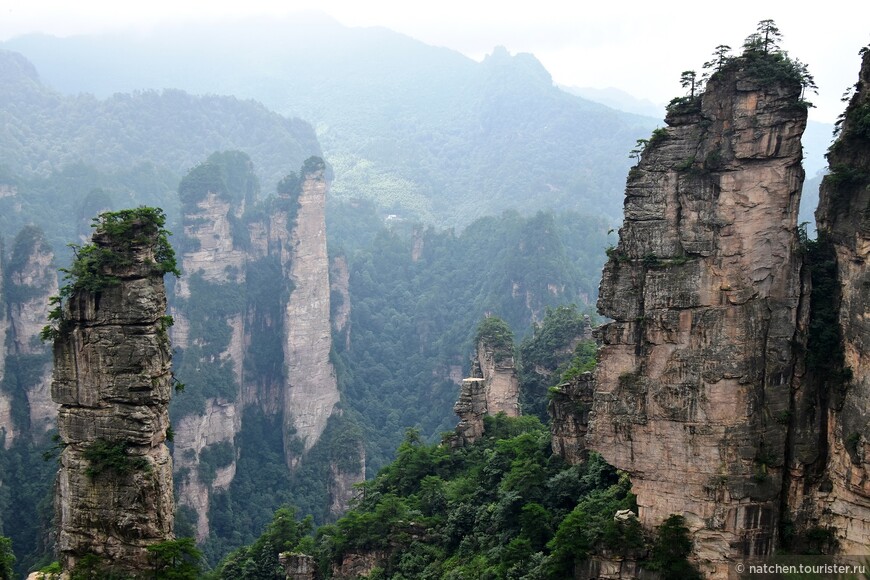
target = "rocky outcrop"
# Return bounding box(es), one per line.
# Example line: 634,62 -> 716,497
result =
281,160 -> 340,466
549,373 -> 594,464
798,47 -> 870,554
329,441 -> 366,517
451,378 -> 488,447
475,337 -> 520,417
587,55 -> 808,577
331,550 -> 387,580
451,322 -> 521,446
173,400 -> 240,541
51,210 -> 175,574
279,552 -> 318,580
170,154 -> 356,536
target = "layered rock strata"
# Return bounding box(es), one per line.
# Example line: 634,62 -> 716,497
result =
549,372 -> 594,464
52,215 -> 174,573
587,57 -> 807,577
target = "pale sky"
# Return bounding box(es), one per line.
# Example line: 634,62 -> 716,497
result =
0,0 -> 868,123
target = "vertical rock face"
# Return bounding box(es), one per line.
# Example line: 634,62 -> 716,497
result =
4,226 -> 58,438
279,552 -> 318,580
172,187 -> 246,540
549,373 -> 594,464
52,211 -> 175,574
804,48 -> 870,553
475,338 -> 520,417
0,242 -> 10,447
281,161 -> 339,466
329,441 -> 366,517
587,58 -> 807,575
330,255 -> 352,350
174,400 -> 240,541
171,154 -> 356,537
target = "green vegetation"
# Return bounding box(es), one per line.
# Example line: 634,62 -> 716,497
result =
645,515 -> 702,579
663,20 -> 815,122
474,316 -> 515,358
0,536 -> 14,580
802,234 -> 852,395
147,538 -> 204,580
519,305 -> 595,420
197,442 -> 235,487
208,415 -> 697,579
305,417 -> 634,578
331,209 -> 608,476
40,207 -> 179,341
209,507 -> 312,579
69,554 -> 131,580
82,439 -> 150,479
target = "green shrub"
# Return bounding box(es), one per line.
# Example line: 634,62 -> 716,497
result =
82,439 -> 149,479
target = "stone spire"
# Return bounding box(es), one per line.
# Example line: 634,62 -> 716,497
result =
51,208 -> 176,575
587,52 -> 808,577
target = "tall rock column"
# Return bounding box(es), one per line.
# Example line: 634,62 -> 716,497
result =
587,55 -> 807,576
805,47 -> 870,553
280,158 -> 340,467
51,209 -> 176,574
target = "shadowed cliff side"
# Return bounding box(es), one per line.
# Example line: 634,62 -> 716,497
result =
49,208 -> 178,575
795,45 -> 870,554
587,44 -> 809,576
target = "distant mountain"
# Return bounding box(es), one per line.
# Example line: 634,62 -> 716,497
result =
0,49 -> 320,254
562,85 -> 666,119
3,17 -> 660,226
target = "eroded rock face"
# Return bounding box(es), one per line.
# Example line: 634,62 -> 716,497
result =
5,227 -> 58,438
330,255 -> 351,350
451,331 -> 521,446
171,191 -> 246,536
173,400 -> 240,541
803,48 -> 870,553
329,441 -> 366,517
279,552 -> 318,580
281,164 -> 339,466
476,339 -> 520,417
549,373 -> 594,464
587,59 -> 807,577
52,216 -> 175,574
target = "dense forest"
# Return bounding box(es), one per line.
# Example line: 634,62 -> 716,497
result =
200,313 -> 699,580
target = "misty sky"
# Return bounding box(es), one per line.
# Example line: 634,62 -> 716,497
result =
1,1 -> 868,123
